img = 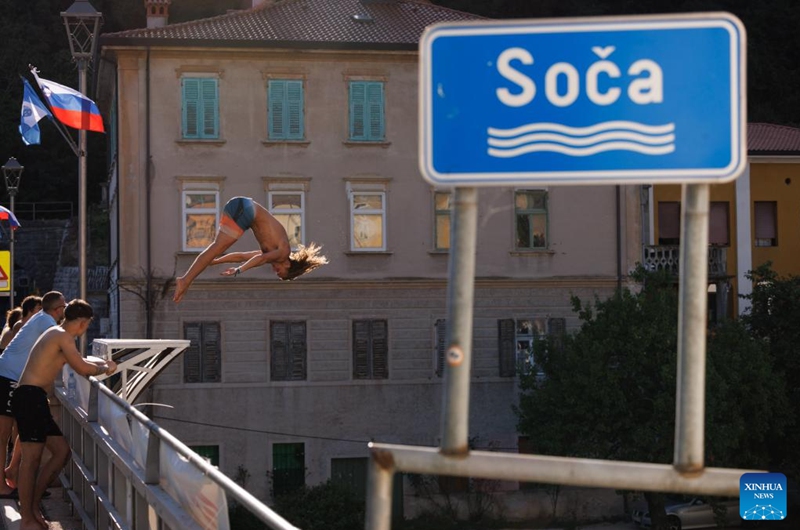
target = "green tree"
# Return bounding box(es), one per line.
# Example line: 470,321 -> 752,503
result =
740,264 -> 800,480
516,269 -> 787,530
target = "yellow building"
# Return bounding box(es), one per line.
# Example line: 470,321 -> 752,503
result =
648,123 -> 800,320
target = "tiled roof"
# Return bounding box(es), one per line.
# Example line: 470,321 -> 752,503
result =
748,123 -> 800,155
101,0 -> 483,49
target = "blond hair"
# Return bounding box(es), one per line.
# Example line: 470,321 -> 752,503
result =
283,243 -> 328,281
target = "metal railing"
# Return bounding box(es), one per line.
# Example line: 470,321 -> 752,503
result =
364,184 -> 760,530
59,376 -> 299,530
14,201 -> 74,220
643,244 -> 728,278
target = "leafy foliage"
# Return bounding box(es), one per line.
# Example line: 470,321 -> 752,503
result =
516,268 -> 789,529
741,264 -> 800,479
273,480 -> 365,530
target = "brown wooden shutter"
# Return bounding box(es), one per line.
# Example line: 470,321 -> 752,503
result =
372,320 -> 388,379
435,319 -> 447,377
658,202 -> 681,241
271,321 -> 289,381
290,321 -> 307,381
709,202 -> 730,246
184,322 -> 202,383
353,320 -> 370,379
203,322 -> 221,383
498,319 -> 516,377
754,201 -> 777,239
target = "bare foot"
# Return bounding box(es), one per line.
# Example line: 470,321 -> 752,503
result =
18,518 -> 46,530
5,466 -> 17,489
173,277 -> 188,303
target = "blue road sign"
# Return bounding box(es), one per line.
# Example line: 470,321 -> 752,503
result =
419,13 -> 746,186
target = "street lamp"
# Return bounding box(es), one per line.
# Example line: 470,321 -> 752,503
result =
2,157 -> 23,310
62,0 -> 101,352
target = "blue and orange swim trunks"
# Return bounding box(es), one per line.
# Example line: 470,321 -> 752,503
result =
219,196 -> 256,239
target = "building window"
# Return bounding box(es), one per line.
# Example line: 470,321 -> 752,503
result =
190,445 -> 220,467
268,191 -> 305,248
349,81 -> 385,141
184,322 -> 221,383
498,318 -> 566,377
515,190 -> 548,250
272,443 -> 305,497
182,189 -> 219,252
658,201 -> 681,245
754,201 -> 777,247
434,191 -> 452,250
353,319 -> 388,380
709,201 -> 730,246
350,191 -> 386,251
268,79 -> 304,141
181,77 -> 219,139
270,321 -> 307,381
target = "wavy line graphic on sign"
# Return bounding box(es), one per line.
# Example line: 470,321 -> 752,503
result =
487,121 -> 675,158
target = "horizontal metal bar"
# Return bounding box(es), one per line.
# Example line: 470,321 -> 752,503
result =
60,381 -> 301,530
370,443 -> 759,496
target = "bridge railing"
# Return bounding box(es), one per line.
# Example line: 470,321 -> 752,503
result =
58,375 -> 300,530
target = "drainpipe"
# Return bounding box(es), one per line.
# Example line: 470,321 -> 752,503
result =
145,48 -> 153,338
616,185 -> 622,291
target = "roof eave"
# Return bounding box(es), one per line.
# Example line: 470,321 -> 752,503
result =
749,150 -> 800,157
99,36 -> 418,52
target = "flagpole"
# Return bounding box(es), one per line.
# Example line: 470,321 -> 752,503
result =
61,0 -> 102,355
78,57 -> 88,354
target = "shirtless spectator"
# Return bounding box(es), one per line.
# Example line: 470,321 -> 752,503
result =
11,299 -> 116,530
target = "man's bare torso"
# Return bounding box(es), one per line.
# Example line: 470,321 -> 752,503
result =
17,326 -> 68,391
251,202 -> 291,258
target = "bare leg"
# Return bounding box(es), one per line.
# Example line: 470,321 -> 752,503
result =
4,434 -> 21,490
0,416 -> 15,494
17,441 -> 45,530
174,231 -> 238,303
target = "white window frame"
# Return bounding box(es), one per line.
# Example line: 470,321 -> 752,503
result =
348,181 -> 387,252
514,188 -> 549,251
181,185 -> 220,252
515,318 -> 547,376
268,190 -> 306,249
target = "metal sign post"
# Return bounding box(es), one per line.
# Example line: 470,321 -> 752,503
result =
366,12 -> 747,529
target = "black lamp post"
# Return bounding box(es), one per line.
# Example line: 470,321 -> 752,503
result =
2,158 -> 24,309
62,0 -> 101,351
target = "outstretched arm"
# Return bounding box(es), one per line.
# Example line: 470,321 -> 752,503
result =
62,338 -> 118,377
211,250 -> 261,265
220,246 -> 289,276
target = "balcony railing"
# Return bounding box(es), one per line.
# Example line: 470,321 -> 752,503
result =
643,245 -> 728,278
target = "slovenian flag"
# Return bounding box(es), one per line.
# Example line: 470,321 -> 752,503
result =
31,70 -> 104,133
19,77 -> 53,146
0,206 -> 21,231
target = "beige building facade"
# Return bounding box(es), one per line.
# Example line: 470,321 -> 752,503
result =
99,0 -> 643,501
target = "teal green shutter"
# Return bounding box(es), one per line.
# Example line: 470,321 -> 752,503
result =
201,78 -> 219,138
182,78 -> 218,139
366,82 -> 384,140
269,80 -> 304,140
349,82 -> 366,140
182,78 -> 200,138
286,80 -> 304,139
268,80 -> 286,139
349,81 -> 384,141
